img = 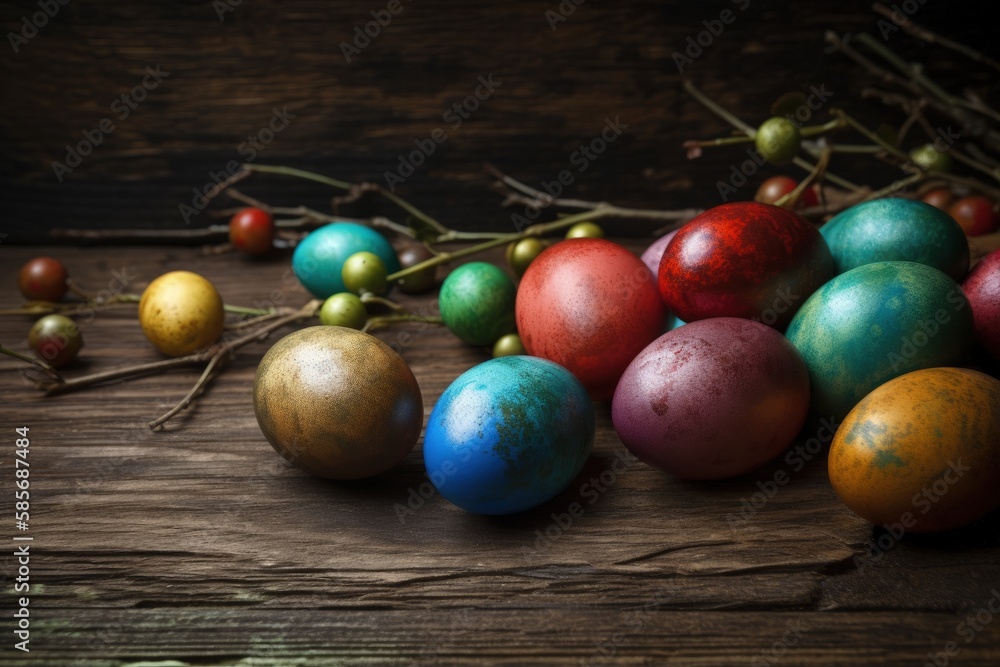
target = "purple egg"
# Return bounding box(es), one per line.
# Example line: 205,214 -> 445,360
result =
611,317 -> 810,480
640,230 -> 679,276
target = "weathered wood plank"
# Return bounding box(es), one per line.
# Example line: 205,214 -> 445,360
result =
2,244 -> 1000,663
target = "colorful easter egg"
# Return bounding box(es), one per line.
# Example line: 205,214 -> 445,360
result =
819,198 -> 969,281
963,248 -> 1000,361
292,223 -> 400,299
612,318 -> 810,480
423,356 -> 595,515
785,261 -> 973,420
829,367 -> 1000,532
439,262 -> 516,346
658,202 -> 834,329
516,238 -> 665,401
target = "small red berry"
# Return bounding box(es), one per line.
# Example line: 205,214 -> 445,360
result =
948,196 -> 998,237
920,188 -> 955,211
755,176 -> 818,208
19,257 -> 68,302
228,208 -> 275,256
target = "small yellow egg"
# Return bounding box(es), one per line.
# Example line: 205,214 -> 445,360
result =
138,270 -> 225,356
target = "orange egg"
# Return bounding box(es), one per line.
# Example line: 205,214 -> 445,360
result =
829,367 -> 1000,533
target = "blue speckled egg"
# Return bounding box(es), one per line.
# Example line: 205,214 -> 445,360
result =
819,198 -> 969,280
785,261 -> 973,420
292,223 -> 400,298
423,356 -> 595,515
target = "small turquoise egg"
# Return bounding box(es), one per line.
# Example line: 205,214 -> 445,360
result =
292,223 -> 400,298
423,356 -> 595,515
785,261 -> 973,420
820,198 -> 969,280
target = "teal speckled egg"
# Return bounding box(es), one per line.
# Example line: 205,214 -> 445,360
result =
820,198 -> 969,281
785,261 -> 973,420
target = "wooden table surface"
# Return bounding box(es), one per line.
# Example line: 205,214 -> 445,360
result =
1,242 -> 999,666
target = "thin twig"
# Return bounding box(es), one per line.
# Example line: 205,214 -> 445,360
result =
682,80 -> 863,192
0,294 -> 141,317
485,163 -> 704,223
0,343 -> 63,383
832,33 -> 1000,151
362,315 -> 445,333
33,301 -> 320,431
872,3 -> 1000,74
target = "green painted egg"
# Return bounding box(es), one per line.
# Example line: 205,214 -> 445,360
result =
439,262 -> 516,346
785,261 -> 973,420
820,198 -> 969,281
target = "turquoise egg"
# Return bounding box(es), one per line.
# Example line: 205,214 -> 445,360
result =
292,223 -> 400,298
785,261 -> 973,420
820,198 -> 969,281
423,356 -> 595,515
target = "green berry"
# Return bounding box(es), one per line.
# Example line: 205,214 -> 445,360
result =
910,143 -> 952,173
342,251 -> 388,295
506,238 -> 547,278
319,293 -> 368,329
565,222 -> 604,239
492,333 -> 526,358
28,314 -> 83,368
755,117 -> 801,165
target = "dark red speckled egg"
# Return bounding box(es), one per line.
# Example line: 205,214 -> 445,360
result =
612,317 -> 810,480
516,238 -> 665,401
658,202 -> 835,329
963,248 -> 1000,361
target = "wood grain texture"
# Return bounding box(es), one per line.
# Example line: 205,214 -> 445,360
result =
0,1 -> 997,242
1,243 -> 999,665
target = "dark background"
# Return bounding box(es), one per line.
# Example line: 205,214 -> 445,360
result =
0,0 -> 996,243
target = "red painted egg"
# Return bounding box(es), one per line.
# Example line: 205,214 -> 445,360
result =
516,238 -> 665,401
964,248 -> 1000,361
658,202 -> 835,328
